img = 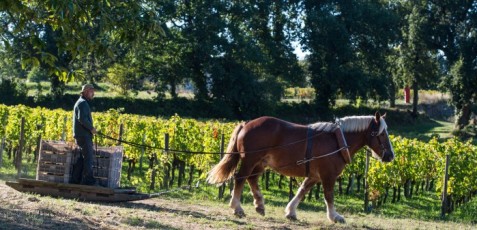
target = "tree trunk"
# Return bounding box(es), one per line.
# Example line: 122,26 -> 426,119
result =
389,79 -> 396,108
411,80 -> 419,118
454,103 -> 472,130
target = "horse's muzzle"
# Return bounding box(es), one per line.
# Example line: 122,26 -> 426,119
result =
382,150 -> 394,162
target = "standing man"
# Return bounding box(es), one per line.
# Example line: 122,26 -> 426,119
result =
72,84 -> 98,186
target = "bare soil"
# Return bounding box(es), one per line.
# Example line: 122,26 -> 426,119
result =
0,181 -> 474,230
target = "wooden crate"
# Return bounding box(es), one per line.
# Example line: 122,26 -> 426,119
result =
37,172 -> 70,184
36,140 -> 123,188
36,141 -> 75,183
92,146 -> 123,188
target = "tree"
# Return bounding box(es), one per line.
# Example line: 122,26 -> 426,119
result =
302,1 -> 399,119
1,0 -> 164,96
396,3 -> 440,117
424,1 -> 477,130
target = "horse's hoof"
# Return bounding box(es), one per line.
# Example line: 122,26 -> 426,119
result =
255,207 -> 265,216
286,215 -> 297,221
334,215 -> 345,223
234,210 -> 246,218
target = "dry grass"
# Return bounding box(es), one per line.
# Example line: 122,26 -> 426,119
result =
1,181 -> 475,230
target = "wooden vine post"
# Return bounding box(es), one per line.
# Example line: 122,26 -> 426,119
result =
218,134 -> 225,199
16,117 -> 25,178
0,137 -> 5,168
441,154 -> 450,218
34,124 -> 43,162
139,133 -> 146,174
364,148 -> 370,213
61,115 -> 67,141
117,124 -> 124,145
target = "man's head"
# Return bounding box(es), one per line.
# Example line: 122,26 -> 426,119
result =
81,84 -> 95,100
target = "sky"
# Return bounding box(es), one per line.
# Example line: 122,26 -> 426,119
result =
292,41 -> 309,60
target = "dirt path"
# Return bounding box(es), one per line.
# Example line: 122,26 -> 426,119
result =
0,181 -> 474,230
0,181 -> 335,230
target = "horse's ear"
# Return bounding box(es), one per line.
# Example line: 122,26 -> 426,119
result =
382,113 -> 387,119
374,111 -> 381,122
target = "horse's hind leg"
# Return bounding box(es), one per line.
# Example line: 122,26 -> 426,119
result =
322,178 -> 345,223
230,161 -> 258,218
285,177 -> 318,220
247,165 -> 265,216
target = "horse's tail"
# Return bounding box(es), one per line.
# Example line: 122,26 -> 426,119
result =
206,122 -> 245,185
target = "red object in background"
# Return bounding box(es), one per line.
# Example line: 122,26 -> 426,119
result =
404,86 -> 410,103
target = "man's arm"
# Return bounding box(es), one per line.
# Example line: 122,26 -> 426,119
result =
77,102 -> 96,134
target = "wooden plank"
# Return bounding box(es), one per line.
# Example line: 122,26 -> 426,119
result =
114,188 -> 137,194
16,178 -> 115,195
6,180 -> 149,202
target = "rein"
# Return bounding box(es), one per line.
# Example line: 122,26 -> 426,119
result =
296,146 -> 350,166
96,131 -> 328,155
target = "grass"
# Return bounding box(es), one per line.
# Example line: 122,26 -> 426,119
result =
390,117 -> 454,140
1,168 -> 476,229
2,139 -> 466,226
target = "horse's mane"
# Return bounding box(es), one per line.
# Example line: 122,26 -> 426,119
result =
336,116 -> 387,134
309,115 -> 387,134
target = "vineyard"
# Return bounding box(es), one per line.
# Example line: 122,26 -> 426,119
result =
0,104 -> 476,216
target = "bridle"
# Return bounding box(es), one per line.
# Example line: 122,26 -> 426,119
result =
368,120 -> 390,160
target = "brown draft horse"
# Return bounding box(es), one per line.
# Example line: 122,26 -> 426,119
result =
207,112 -> 394,223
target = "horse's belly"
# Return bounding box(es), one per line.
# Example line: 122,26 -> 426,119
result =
265,155 -> 320,178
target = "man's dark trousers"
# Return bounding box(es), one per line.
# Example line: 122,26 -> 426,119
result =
73,137 -> 96,185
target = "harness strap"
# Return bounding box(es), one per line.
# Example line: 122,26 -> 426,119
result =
334,127 -> 352,164
305,126 -> 314,177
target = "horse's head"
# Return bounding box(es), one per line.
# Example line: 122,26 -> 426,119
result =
366,112 -> 394,162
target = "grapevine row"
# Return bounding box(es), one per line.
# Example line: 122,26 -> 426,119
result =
0,104 -> 475,206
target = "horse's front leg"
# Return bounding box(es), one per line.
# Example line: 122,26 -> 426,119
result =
285,177 -> 319,220
247,166 -> 266,216
322,179 -> 345,223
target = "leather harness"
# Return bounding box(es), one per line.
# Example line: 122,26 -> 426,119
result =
303,124 -> 351,177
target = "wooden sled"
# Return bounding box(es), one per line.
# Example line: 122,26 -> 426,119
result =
6,178 -> 151,202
